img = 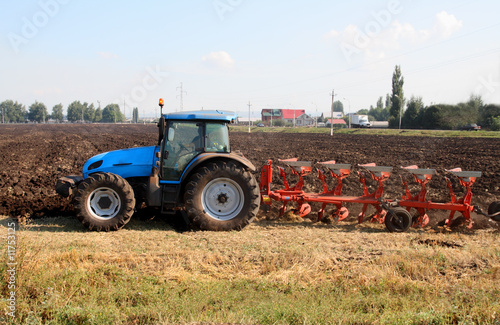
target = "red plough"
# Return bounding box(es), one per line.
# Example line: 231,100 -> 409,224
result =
259,159 -> 500,232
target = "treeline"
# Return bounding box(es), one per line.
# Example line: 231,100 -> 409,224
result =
0,100 -> 141,123
360,95 -> 500,131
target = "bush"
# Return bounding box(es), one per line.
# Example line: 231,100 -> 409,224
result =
491,117 -> 500,131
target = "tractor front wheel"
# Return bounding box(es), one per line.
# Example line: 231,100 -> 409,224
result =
184,161 -> 260,231
74,173 -> 135,231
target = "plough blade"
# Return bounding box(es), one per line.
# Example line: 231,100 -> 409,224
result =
259,159 -> 487,232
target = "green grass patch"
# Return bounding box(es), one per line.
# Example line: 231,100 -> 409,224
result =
230,126 -> 500,138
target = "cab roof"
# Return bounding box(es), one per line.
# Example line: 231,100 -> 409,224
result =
163,110 -> 237,123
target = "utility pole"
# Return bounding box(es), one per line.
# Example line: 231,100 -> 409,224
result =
330,89 -> 335,136
248,101 -> 252,133
343,97 -> 351,128
124,99 -> 126,123
177,82 -> 187,111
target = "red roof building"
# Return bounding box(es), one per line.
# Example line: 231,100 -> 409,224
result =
327,119 -> 347,125
282,109 -> 305,120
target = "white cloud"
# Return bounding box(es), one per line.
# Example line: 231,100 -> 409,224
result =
327,11 -> 463,63
33,87 -> 62,96
98,52 -> 119,59
433,11 -> 463,38
202,51 -> 235,69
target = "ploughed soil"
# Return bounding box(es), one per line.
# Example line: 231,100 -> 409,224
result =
0,124 -> 498,230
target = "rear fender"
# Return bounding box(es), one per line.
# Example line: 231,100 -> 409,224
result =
182,152 -> 255,179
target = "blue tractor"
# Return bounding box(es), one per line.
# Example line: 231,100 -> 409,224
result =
56,99 -> 260,231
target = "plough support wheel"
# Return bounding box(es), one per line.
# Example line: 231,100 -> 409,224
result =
385,208 -> 412,233
488,201 -> 500,222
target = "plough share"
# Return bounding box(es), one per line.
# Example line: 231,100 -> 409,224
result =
259,159 -> 500,232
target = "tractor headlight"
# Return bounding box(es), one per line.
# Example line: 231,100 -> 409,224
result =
88,160 -> 103,170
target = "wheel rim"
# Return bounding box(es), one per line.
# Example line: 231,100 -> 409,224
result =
87,187 -> 121,220
201,178 -> 244,221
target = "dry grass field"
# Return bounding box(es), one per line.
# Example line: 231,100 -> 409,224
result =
1,215 -> 499,324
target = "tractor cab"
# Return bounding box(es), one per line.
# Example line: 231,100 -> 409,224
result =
160,118 -> 230,181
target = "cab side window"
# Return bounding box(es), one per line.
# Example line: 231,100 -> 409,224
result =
205,123 -> 229,153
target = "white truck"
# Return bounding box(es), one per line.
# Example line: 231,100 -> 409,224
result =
351,115 -> 371,128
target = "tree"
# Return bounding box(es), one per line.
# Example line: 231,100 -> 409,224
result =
0,100 -> 26,123
333,100 -> 344,114
367,96 -> 390,121
67,101 -> 85,122
84,103 -> 95,122
28,101 -> 48,123
132,107 -> 139,123
491,116 -> 500,131
66,101 -> 96,122
94,107 -> 102,122
479,104 -> 500,129
419,105 -> 442,129
272,119 -> 285,127
402,96 -> 424,128
390,65 -> 405,128
385,93 -> 392,111
51,104 -> 63,122
102,104 -> 124,123
376,97 -> 384,110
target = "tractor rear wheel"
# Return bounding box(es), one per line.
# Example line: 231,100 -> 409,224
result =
384,207 -> 412,233
74,173 -> 135,231
184,161 -> 260,231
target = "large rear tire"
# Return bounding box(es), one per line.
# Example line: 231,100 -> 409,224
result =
74,173 -> 135,231
184,161 -> 260,231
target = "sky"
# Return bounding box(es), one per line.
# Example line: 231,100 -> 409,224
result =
1,0 -> 500,119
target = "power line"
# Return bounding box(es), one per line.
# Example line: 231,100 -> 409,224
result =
176,82 -> 187,111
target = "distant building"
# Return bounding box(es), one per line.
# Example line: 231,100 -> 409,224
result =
261,109 -> 281,122
295,113 -> 315,126
326,118 -> 347,127
261,108 -> 306,125
236,117 -> 260,125
322,112 -> 343,119
282,109 -> 306,124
